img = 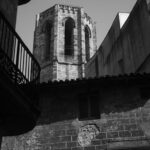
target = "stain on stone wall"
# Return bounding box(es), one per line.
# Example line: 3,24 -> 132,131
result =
77,124 -> 99,147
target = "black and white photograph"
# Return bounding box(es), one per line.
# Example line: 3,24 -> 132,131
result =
0,0 -> 150,150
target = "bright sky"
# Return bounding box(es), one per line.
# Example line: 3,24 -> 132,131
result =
16,0 -> 137,52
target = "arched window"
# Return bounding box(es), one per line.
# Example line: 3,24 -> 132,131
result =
42,21 -> 52,61
64,18 -> 75,56
85,25 -> 91,61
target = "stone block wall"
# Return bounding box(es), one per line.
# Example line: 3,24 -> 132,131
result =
40,63 -> 54,82
33,4 -> 97,82
33,6 -> 56,82
1,82 -> 150,150
57,63 -> 79,80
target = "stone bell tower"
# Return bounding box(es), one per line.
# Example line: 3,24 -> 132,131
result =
33,4 -> 97,82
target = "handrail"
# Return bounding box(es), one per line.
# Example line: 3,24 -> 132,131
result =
0,11 -> 40,84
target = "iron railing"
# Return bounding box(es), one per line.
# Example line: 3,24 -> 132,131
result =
0,11 -> 40,84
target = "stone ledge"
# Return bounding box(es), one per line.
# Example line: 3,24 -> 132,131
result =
107,139 -> 150,149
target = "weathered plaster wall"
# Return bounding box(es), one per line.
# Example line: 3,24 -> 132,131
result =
0,0 -> 18,28
33,4 -> 97,82
85,0 -> 150,78
1,84 -> 150,150
56,5 -> 82,80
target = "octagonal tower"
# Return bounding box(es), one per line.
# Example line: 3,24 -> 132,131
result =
33,4 -> 97,82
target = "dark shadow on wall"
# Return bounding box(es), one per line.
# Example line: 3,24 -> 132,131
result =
33,75 -> 150,126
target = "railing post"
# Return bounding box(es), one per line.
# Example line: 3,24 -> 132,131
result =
0,19 -> 4,48
15,41 -> 20,84
0,11 -> 41,85
16,41 -> 20,68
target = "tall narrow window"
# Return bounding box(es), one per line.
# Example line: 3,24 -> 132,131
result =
65,18 -> 75,56
85,25 -> 91,62
43,22 -> 52,61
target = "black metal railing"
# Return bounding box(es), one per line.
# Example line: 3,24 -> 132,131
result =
0,11 -> 40,84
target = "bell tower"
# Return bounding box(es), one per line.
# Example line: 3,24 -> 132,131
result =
33,4 -> 97,82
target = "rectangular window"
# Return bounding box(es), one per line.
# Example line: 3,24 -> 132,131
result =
78,92 -> 100,120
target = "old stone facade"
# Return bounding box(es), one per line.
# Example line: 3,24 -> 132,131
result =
33,4 -> 97,82
1,74 -> 150,150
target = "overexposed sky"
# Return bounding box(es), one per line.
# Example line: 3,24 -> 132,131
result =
16,0 -> 137,52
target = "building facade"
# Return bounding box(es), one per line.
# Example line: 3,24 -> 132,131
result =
2,74 -> 150,150
85,0 -> 150,78
33,4 -> 97,82
2,0 -> 150,150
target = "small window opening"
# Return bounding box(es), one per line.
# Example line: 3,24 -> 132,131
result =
78,92 -> 100,120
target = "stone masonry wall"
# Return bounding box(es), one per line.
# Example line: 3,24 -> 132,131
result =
57,63 -> 79,80
54,4 -> 97,80
40,63 -> 54,82
1,84 -> 150,150
33,6 -> 56,82
33,4 -> 97,82
33,6 -> 56,63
